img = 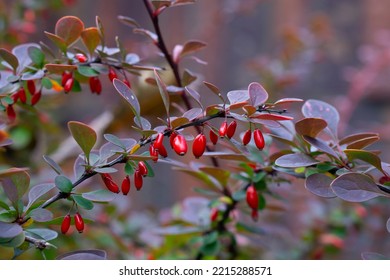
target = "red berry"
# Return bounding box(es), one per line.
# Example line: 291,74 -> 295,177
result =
253,129 -> 265,150
246,185 -> 258,210
158,144 -> 168,158
101,173 -> 120,193
134,170 -> 143,191
74,212 -> 84,233
75,53 -> 87,63
61,214 -> 71,234
27,80 -> 36,95
121,175 -> 131,195
219,121 -> 228,138
172,134 -> 187,156
64,78 -> 74,93
226,120 -> 237,139
123,79 -> 131,88
154,133 -> 164,150
11,92 -> 19,103
138,161 -> 148,177
242,129 -> 252,146
192,133 -> 206,159
108,68 -> 117,82
209,130 -> 218,145
6,105 -> 16,123
61,71 -> 72,86
18,88 -> 27,104
169,131 -> 178,148
149,144 -> 158,162
89,77 -> 102,95
31,91 -> 41,106
210,208 -> 218,222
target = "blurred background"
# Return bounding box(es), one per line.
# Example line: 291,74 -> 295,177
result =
1,0 -> 390,259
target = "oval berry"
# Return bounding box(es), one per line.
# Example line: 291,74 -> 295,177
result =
61,71 -> 72,86
253,129 -> 265,150
172,134 -> 187,156
192,133 -> 206,159
219,121 -> 228,138
18,88 -> 27,104
149,144 -> 158,162
74,212 -> 84,233
226,120 -> 237,139
251,209 -> 259,222
209,130 -> 218,145
210,208 -> 218,222
169,131 -> 178,148
242,129 -> 252,146
6,105 -> 16,123
75,53 -> 87,63
31,91 -> 42,106
246,185 -> 258,210
154,133 -> 164,151
108,68 -> 117,82
27,80 -> 36,95
134,170 -> 143,191
64,78 -> 74,93
121,175 -> 131,195
158,144 -> 168,158
101,173 -> 120,193
61,214 -> 71,234
138,161 -> 148,177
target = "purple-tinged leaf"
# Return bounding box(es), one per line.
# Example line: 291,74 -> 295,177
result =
0,48 -> 19,72
183,108 -> 202,121
339,132 -> 379,145
104,134 -> 125,150
302,99 -> 339,138
170,117 -> 189,129
28,208 -> 53,222
227,90 -> 249,105
305,173 -> 336,198
182,69 -> 197,86
0,221 -> 22,240
82,189 -> 115,202
117,15 -> 140,28
302,135 -> 339,159
346,136 -> 380,149
0,168 -> 30,211
203,81 -> 225,102
125,53 -> 140,65
55,16 -> 84,46
68,121 -> 97,160
45,63 -> 77,74
361,252 -> 389,260
331,172 -> 388,202
113,78 -> 140,116
43,155 -> 63,175
275,153 -> 319,168
94,167 -> 118,173
273,98 -> 303,106
166,85 -> 184,93
250,113 -> 293,121
56,249 -> 107,260
134,116 -> 151,130
27,183 -> 55,210
344,149 -> 385,174
26,228 -> 57,241
248,82 -> 268,107
133,28 -> 158,42
12,43 -> 39,73
185,87 -> 203,109
21,70 -> 44,80
295,118 -> 327,137
154,70 -> 170,120
180,40 -> 207,59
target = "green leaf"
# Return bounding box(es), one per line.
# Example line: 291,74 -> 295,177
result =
0,221 -> 23,242
295,118 -> 328,137
302,136 -> 339,159
0,232 -> 25,248
0,48 -> 19,72
41,77 -> 52,89
104,134 -> 126,150
26,228 -> 58,241
199,167 -> 230,187
44,32 -> 67,53
154,70 -> 170,120
55,16 -> 84,46
81,27 -> 100,56
77,65 -> 99,77
0,168 -> 30,213
94,167 -> 118,173
28,46 -> 45,67
0,211 -> 17,222
68,121 -> 97,160
200,231 -> 220,256
72,195 -> 94,210
82,189 -> 115,202
344,149 -> 385,174
232,189 -> 246,201
54,175 -> 73,193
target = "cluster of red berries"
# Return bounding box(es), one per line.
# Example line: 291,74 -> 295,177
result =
100,161 -> 148,195
61,212 -> 84,234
